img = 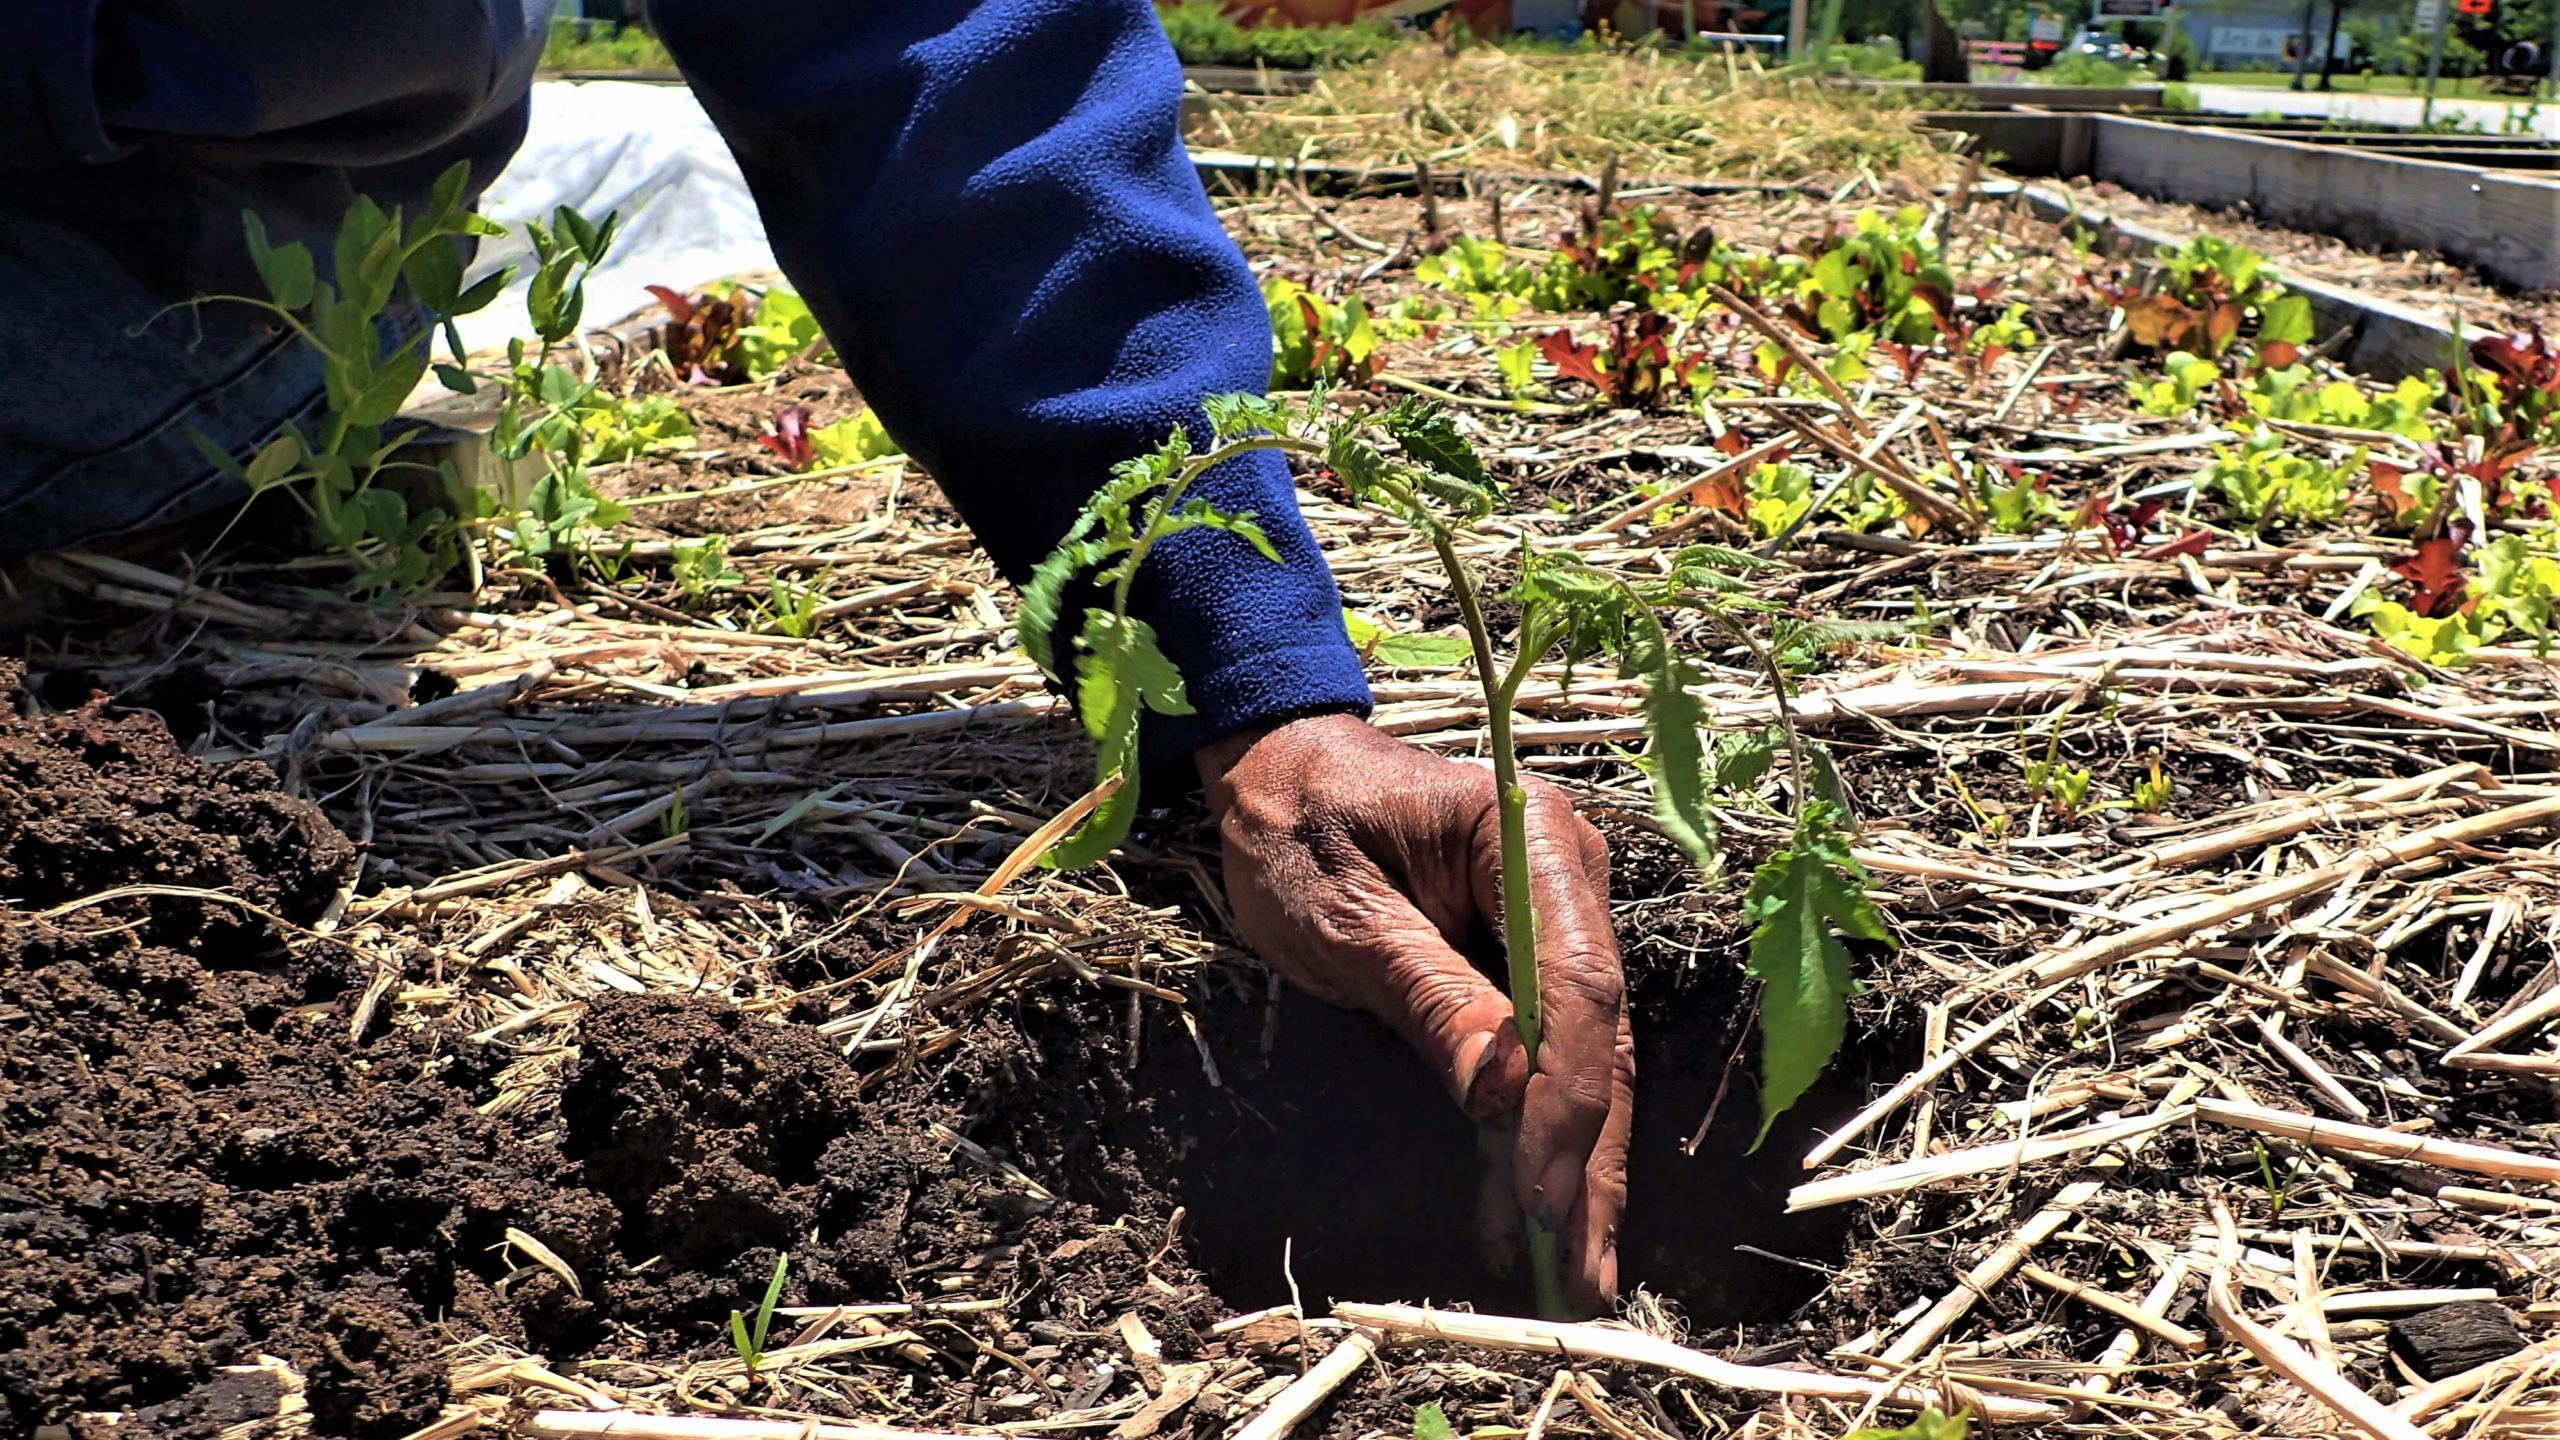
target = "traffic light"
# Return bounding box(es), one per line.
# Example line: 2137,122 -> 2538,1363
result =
2455,0 -> 2492,17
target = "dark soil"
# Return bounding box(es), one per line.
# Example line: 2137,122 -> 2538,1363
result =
0,662 -> 1886,1439
0,671 -> 1204,1439
1138,819 -> 1894,1321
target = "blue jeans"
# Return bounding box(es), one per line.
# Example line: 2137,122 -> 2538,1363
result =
0,208 -> 350,553
0,1 -> 545,554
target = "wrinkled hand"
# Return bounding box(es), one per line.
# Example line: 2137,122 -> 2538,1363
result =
1195,712 -> 1632,1313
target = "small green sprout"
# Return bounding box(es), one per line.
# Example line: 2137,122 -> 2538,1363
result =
2255,1139 -> 2306,1219
670,534 -> 743,605
2019,718 -> 2095,816
758,577 -> 823,639
729,1253 -> 790,1380
2130,757 -> 2173,814
1845,1408 -> 1969,1440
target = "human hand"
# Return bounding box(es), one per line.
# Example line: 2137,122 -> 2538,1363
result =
1194,713 -> 1632,1313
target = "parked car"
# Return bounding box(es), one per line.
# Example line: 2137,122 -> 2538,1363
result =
2064,28 -> 2150,63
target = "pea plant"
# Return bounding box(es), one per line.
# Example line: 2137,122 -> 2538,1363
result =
1020,392 -> 1889,1316
197,162 -> 509,592
487,206 -> 633,575
210,164 -> 632,589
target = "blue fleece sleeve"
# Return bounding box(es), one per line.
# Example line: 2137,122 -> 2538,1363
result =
647,0 -> 1371,763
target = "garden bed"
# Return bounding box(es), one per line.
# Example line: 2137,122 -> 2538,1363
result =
8,146 -> 2560,1440
2035,177 -> 2558,337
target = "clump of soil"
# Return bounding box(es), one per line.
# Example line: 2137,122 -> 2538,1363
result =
0,664 -> 1867,1438
0,666 -> 555,1438
0,666 -> 1215,1438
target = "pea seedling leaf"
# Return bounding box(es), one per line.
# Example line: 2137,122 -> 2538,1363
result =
1745,801 -> 1888,1148
241,212 -> 315,311
189,427 -> 251,482
1413,1403 -> 1457,1440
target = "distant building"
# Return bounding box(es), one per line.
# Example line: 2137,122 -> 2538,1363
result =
2164,0 -> 2370,66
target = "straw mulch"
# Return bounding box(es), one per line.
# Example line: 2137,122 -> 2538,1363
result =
1187,43 -> 1961,188
14,172 -> 2560,1440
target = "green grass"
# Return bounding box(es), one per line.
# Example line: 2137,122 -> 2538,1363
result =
1156,0 -> 1400,68
541,20 -> 674,72
540,7 -> 1399,76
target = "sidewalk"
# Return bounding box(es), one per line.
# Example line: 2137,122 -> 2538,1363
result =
2187,81 -> 2559,139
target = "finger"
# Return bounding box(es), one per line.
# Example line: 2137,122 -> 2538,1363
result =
1337,907 -> 1533,1123
1562,1013 -> 1635,1314
1478,781 -> 1624,1234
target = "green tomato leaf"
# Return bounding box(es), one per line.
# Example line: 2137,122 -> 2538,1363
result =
1203,392 -> 1291,441
1161,500 -> 1281,564
1713,726 -> 1781,793
1020,537 -> 1116,683
1372,632 -> 1474,667
1043,610 -> 1157,871
1111,612 -> 1193,718
1629,613 -> 1718,872
1378,397 -> 1489,488
1745,801 -> 1888,1148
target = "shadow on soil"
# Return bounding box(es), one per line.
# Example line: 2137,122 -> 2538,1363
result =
1132,970 -> 1893,1322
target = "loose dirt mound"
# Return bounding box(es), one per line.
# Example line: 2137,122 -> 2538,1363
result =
0,669 -> 1220,1439
0,665 -> 502,1437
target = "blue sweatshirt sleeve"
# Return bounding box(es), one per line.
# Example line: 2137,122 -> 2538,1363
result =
647,0 -> 1372,763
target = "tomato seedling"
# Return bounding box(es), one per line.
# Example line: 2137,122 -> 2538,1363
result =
1024,391 -> 1892,1316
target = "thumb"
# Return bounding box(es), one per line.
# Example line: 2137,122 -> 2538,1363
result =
1350,913 -> 1532,1122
